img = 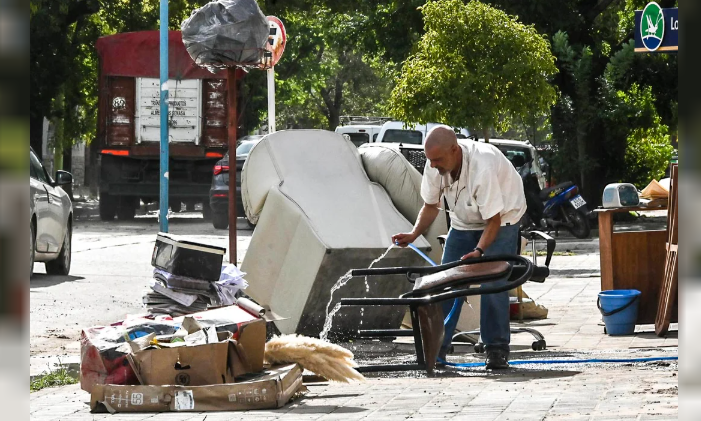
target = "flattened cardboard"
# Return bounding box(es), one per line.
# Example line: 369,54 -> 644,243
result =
90,364 -> 303,413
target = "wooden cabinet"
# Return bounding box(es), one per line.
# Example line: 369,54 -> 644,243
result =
596,207 -> 675,325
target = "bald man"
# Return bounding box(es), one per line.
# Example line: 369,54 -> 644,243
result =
392,126 -> 526,369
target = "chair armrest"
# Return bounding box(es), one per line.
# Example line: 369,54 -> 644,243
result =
522,230 -> 556,267
437,235 -> 447,248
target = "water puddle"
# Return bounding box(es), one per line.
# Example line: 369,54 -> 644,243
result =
319,244 -> 394,341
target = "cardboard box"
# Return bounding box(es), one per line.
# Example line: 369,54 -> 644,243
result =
129,333 -> 232,387
129,313 -> 266,387
177,305 -> 267,375
81,304 -> 267,393
90,364 -> 304,413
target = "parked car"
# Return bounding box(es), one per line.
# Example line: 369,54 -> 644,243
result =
375,121 -> 470,146
30,148 -> 74,277
208,138 -> 262,229
487,139 -> 547,191
335,124 -> 382,147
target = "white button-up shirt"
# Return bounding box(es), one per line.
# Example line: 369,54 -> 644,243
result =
420,140 -> 526,231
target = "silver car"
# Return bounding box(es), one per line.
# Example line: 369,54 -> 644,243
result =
30,148 -> 73,277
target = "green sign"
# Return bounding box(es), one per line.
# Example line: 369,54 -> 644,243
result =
641,2 -> 664,51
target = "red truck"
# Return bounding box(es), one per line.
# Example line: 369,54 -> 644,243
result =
94,31 -> 242,220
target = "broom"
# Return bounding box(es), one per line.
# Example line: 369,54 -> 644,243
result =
264,334 -> 365,383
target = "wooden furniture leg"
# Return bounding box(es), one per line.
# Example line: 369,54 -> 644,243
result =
598,211 -> 614,290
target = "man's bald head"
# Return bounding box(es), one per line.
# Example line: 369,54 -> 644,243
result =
424,125 -> 462,176
425,125 -> 458,153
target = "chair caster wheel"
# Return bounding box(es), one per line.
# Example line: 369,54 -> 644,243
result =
532,340 -> 546,351
474,343 -> 486,353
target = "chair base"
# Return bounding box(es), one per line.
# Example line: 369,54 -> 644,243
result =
452,328 -> 547,352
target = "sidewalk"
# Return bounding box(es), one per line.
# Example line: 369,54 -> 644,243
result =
31,364 -> 677,420
30,271 -> 678,420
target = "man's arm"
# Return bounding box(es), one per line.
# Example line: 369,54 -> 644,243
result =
461,213 -> 501,260
391,202 -> 440,247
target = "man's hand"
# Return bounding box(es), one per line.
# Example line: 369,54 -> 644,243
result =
460,250 -> 482,260
391,232 -> 418,248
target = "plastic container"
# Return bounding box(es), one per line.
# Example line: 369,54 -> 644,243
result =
597,289 -> 641,335
151,233 -> 226,282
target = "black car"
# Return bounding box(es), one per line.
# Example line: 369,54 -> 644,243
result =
208,139 -> 261,229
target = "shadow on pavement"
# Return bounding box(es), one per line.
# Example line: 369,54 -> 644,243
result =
30,274 -> 85,288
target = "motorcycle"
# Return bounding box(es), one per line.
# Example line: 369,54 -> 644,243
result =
516,156 -> 591,239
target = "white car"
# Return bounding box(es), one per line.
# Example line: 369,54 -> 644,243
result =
30,148 -> 74,277
487,139 -> 547,190
335,124 -> 383,147
376,121 -> 470,145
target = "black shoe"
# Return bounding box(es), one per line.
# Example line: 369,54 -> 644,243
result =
485,350 -> 510,369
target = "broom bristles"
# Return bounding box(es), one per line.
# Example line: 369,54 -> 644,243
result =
264,334 -> 365,383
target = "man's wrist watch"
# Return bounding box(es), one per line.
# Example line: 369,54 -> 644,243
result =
474,247 -> 484,256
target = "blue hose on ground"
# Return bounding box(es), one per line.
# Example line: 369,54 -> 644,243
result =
435,356 -> 678,368
403,244 -> 679,369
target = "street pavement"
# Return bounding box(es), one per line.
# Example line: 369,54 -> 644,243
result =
29,211 -> 678,419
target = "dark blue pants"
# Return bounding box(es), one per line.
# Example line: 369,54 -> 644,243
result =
440,224 -> 519,354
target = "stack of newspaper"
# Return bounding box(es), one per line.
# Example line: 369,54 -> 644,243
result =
143,265 -> 248,317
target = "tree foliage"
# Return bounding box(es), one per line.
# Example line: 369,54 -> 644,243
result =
245,6 -> 396,131
387,0 -> 558,139
603,84 -> 673,187
30,0 -> 678,198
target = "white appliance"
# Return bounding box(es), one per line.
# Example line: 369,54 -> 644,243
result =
602,183 -> 640,208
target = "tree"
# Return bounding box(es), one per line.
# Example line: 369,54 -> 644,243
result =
388,0 -> 558,140
30,0 -> 100,158
256,7 -> 395,130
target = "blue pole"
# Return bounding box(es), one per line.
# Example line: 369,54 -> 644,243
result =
159,0 -> 169,233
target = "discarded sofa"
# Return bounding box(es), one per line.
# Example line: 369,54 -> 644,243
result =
240,130 -> 431,338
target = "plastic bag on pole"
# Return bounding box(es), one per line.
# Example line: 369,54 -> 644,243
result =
181,0 -> 269,70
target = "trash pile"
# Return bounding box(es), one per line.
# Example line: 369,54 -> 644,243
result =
144,233 -> 247,316
81,232 -> 363,414
81,304 -> 291,413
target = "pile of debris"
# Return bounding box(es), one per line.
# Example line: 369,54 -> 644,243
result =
81,303 -> 303,413
143,233 -> 247,317
80,232 -> 364,415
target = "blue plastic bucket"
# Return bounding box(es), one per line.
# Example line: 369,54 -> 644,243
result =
597,289 -> 641,335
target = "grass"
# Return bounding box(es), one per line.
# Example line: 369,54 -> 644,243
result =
521,250 -> 575,257
30,364 -> 78,392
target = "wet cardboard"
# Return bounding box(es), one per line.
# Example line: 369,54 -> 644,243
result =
90,363 -> 304,413
179,305 -> 267,374
128,307 -> 267,387
129,334 -> 231,387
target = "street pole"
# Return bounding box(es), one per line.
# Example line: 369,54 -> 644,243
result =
159,0 -> 169,233
267,67 -> 275,133
227,68 -> 238,264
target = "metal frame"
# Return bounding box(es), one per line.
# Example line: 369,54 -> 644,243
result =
449,230 -> 555,353
341,254 -> 539,373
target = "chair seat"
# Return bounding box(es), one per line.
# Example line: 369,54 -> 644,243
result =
538,181 -> 574,200
413,261 -> 511,291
